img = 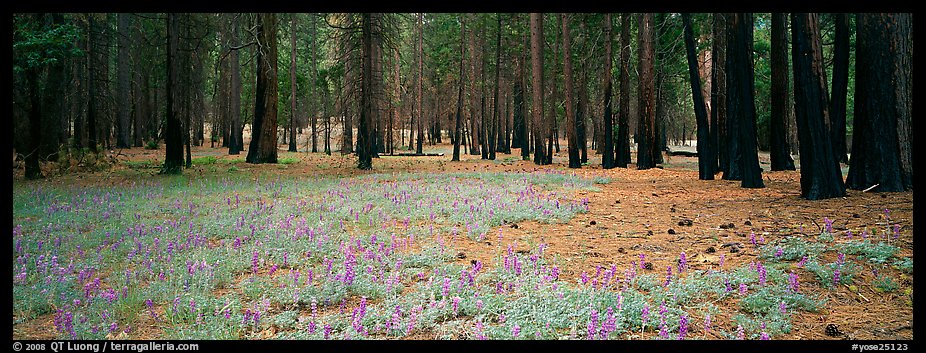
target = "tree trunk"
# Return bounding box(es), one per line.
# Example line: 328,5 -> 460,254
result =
846,13 -> 913,192
39,14 -> 67,160
601,13 -> 615,169
547,21 -> 558,164
357,13 -> 375,169
183,14 -> 193,168
452,16 -> 466,162
711,13 -> 727,174
726,13 -> 764,188
115,13 -> 131,149
468,18 -> 481,157
311,14 -> 319,153
791,13 -> 846,199
133,18 -> 145,148
392,47 -> 401,154
491,13 -> 502,159
87,14 -> 98,153
162,13 -> 183,174
576,19 -> 588,164
25,66 -> 43,179
247,13 -> 279,164
561,14 -> 580,168
636,13 -> 657,170
289,14 -> 298,152
73,21 -> 88,150
770,13 -> 796,171
416,13 -> 425,155
480,18 -> 490,160
530,13 -> 547,165
615,13 -> 632,167
682,13 -> 715,180
829,13 -> 850,164
372,17 -> 383,158
229,14 -> 243,155
515,51 -> 528,159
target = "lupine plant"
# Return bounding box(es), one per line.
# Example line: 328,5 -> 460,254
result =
12,173 -> 909,340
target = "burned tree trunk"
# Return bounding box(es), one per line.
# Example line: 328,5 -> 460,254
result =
682,13 -> 715,180
791,13 -> 845,199
846,13 -> 913,192
770,13 -> 796,171
725,13 -> 763,188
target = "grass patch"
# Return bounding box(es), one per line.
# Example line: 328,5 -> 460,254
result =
191,156 -> 218,165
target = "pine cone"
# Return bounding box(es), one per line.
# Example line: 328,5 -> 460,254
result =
825,323 -> 842,337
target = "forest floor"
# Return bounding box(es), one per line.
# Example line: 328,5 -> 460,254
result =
12,140 -> 913,341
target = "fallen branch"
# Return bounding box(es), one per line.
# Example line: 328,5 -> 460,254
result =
862,184 -> 880,192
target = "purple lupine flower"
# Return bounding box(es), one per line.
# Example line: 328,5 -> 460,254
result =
601,307 -> 616,339
739,283 -> 748,296
719,254 -> 726,268
658,301 -> 668,321
893,224 -> 901,239
837,253 -> 846,266
512,324 -> 520,338
736,325 -> 745,340
452,296 -> 461,314
498,313 -> 506,323
589,308 -> 599,335
388,305 -> 402,331
475,321 -> 486,340
779,302 -> 787,314
243,309 -> 252,325
788,272 -> 800,292
678,314 -> 688,340
664,266 -> 672,286
580,272 -> 590,285
587,321 -> 596,340
659,322 -> 669,339
846,230 -> 853,238
269,264 -> 278,276
797,256 -> 808,268
639,254 -> 646,269
678,252 -> 688,273
833,268 -> 841,286
308,321 -> 316,334
476,299 -> 484,311
760,332 -> 770,340
824,217 -> 833,234
442,277 -> 451,298
252,251 -> 260,273
775,247 -> 784,258
323,324 -> 332,339
703,314 -> 711,334
641,305 -> 650,325
757,262 -> 767,287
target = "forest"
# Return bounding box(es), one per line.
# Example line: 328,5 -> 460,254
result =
12,13 -> 913,342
